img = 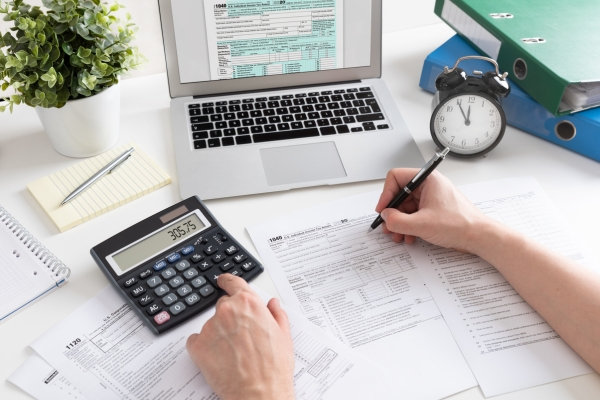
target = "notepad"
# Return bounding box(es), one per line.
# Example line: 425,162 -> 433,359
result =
27,143 -> 171,232
0,204 -> 70,321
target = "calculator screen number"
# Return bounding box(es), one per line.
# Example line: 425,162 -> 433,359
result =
109,212 -> 208,275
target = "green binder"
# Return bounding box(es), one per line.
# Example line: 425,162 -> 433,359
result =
434,0 -> 600,115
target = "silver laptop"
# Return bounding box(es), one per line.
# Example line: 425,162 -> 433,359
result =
158,0 -> 423,200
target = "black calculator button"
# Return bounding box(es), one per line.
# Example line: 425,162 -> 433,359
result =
181,245 -> 194,255
190,253 -> 204,263
153,310 -> 170,325
166,253 -> 181,263
147,276 -> 162,288
183,268 -> 199,280
147,303 -> 162,315
154,260 -> 167,271
162,293 -> 178,306
241,261 -> 256,271
139,294 -> 153,306
170,302 -> 186,315
161,267 -> 177,279
224,245 -> 238,255
124,277 -> 137,287
154,284 -> 170,296
230,269 -> 244,278
198,260 -> 212,271
194,236 -> 209,246
175,260 -> 191,271
212,253 -> 226,263
233,253 -> 248,263
139,268 -> 153,279
177,284 -> 193,297
169,276 -> 185,288
185,293 -> 201,306
220,261 -> 234,271
131,285 -> 146,297
191,276 -> 207,288
204,245 -> 217,255
199,284 -> 215,297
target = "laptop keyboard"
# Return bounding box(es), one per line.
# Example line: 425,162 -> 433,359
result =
187,86 -> 390,149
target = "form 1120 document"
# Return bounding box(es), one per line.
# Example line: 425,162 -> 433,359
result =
26,285 -> 398,400
248,191 -> 477,400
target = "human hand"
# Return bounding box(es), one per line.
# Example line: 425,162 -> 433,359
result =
186,274 -> 295,400
375,168 -> 487,253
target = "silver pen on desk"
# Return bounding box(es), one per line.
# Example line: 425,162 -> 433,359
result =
60,147 -> 135,206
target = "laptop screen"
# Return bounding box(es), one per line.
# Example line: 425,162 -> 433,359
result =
159,0 -> 382,98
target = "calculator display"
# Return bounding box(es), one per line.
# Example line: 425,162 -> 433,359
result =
111,213 -> 206,274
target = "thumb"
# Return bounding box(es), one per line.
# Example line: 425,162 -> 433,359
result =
380,208 -> 422,237
267,298 -> 291,334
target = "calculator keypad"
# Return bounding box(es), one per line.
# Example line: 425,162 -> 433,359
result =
118,228 -> 260,333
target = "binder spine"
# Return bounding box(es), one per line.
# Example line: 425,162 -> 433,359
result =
0,205 -> 71,284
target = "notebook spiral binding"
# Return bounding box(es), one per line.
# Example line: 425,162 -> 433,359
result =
0,205 -> 71,283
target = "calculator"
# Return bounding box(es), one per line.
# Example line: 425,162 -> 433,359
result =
90,196 -> 263,334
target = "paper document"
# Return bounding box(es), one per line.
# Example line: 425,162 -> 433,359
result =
9,353 -> 87,400
203,0 -> 343,80
248,191 -> 476,399
406,177 -> 593,396
27,143 -> 171,232
26,285 -> 397,400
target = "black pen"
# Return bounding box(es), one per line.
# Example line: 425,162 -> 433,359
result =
368,147 -> 450,232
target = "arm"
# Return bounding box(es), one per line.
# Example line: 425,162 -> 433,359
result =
186,274 -> 295,400
376,168 -> 600,372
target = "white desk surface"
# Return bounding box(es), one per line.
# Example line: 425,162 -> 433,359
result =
1,22 -> 600,400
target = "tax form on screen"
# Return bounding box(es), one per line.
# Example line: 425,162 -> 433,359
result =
204,0 -> 344,80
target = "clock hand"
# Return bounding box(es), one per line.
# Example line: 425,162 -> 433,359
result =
457,101 -> 470,126
466,105 -> 471,125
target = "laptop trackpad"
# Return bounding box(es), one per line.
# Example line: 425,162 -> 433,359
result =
260,142 -> 347,186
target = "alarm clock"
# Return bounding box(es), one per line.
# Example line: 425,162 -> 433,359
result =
430,55 -> 510,157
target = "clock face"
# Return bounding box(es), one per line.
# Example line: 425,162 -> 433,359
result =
430,92 -> 506,157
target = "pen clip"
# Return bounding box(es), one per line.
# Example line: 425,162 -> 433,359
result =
108,153 -> 132,174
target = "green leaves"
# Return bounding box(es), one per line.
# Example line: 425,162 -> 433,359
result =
0,0 -> 141,111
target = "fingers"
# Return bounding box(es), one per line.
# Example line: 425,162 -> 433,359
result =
375,168 -> 420,213
267,297 -> 291,334
380,208 -> 419,238
216,273 -> 248,295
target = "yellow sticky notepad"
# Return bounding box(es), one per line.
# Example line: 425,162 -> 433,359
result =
27,143 -> 171,232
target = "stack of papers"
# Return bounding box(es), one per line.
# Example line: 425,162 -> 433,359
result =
9,177 -> 594,399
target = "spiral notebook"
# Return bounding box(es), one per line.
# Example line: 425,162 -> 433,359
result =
0,205 -> 70,321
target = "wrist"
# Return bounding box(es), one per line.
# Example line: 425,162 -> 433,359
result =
464,215 -> 524,260
223,382 -> 295,400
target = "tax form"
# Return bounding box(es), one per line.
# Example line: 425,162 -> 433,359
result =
248,191 -> 477,399
24,285 -> 398,400
204,0 -> 343,79
406,177 -> 593,396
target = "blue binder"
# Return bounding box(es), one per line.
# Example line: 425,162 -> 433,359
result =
419,35 -> 600,162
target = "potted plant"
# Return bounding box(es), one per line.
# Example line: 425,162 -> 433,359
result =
0,0 -> 141,157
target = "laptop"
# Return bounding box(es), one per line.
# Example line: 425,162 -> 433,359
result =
158,0 -> 423,200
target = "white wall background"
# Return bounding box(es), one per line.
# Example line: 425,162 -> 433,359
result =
1,0 -> 439,79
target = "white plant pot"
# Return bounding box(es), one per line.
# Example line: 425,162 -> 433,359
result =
35,84 -> 121,158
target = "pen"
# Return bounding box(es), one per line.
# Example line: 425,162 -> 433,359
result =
368,147 -> 450,232
60,147 -> 135,206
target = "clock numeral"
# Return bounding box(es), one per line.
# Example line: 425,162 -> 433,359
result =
468,96 -> 476,103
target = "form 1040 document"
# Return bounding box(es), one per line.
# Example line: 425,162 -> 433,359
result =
248,191 -> 477,400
